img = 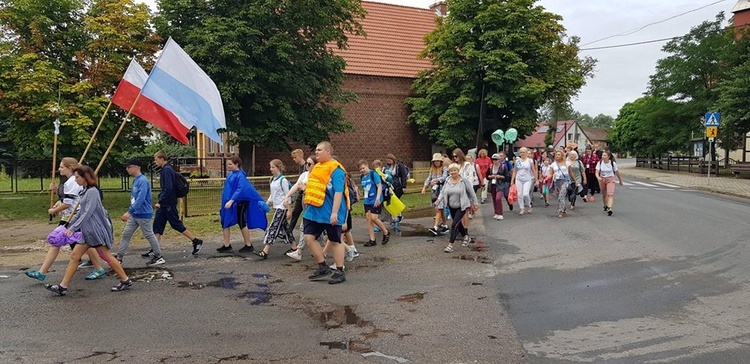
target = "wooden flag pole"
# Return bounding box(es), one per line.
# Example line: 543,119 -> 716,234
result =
79,100 -> 113,164
95,94 -> 142,175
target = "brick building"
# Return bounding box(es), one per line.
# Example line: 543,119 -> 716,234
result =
194,1 -> 442,175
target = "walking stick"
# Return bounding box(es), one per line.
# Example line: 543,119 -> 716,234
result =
79,100 -> 113,164
95,94 -> 142,175
49,118 -> 60,221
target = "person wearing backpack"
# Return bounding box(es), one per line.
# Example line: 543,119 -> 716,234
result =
255,159 -> 297,259
384,154 -> 408,225
151,151 -> 203,255
359,159 -> 390,247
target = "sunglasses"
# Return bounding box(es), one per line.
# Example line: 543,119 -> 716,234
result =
452,155 -> 458,158
306,162 -> 313,166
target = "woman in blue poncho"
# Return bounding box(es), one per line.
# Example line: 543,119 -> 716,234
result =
217,156 -> 268,253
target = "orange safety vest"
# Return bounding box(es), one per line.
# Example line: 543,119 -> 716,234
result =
304,160 -> 349,208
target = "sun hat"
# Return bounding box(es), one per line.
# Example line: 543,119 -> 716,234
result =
491,153 -> 500,160
432,153 -> 443,162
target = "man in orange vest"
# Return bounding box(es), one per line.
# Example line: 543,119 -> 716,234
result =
302,141 -> 349,284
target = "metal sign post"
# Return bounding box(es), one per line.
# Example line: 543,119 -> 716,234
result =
704,112 -> 720,186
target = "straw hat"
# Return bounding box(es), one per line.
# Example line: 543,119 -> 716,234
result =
432,153 -> 443,162
566,142 -> 578,149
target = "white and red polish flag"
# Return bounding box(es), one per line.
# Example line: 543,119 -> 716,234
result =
111,59 -> 191,144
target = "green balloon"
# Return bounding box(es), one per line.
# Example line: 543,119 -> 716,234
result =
491,130 -> 505,146
505,128 -> 518,143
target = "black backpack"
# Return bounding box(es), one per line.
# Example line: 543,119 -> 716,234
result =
173,170 -> 190,198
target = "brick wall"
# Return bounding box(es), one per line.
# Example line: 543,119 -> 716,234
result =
212,74 -> 432,174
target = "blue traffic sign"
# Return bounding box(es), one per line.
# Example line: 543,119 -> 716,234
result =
705,112 -> 720,126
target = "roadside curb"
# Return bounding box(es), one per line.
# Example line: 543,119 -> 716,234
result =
620,169 -> 750,201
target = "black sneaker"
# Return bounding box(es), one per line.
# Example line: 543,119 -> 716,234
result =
364,240 -> 377,247
111,279 -> 132,292
238,245 -> 255,253
603,205 -> 608,212
192,238 -> 203,255
508,204 -> 514,211
308,265 -> 332,280
147,256 -> 166,266
328,270 -> 346,284
44,284 -> 68,296
141,249 -> 154,258
439,225 -> 450,234
217,245 -> 233,253
382,233 -> 390,245
607,209 -> 613,216
428,227 -> 439,236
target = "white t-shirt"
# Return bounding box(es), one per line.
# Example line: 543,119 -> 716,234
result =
61,177 -> 83,219
295,171 -> 309,190
268,175 -> 291,209
596,161 -> 618,178
551,162 -> 570,180
514,158 -> 534,182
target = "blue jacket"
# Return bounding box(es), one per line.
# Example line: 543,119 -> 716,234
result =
157,164 -> 178,206
220,169 -> 267,230
129,174 -> 153,219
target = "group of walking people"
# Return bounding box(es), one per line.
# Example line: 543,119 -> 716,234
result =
28,139 -> 625,293
28,142 -> 414,293
425,144 -> 623,254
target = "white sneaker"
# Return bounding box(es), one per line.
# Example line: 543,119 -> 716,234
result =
497,215 -> 504,220
461,235 -> 470,247
286,250 -> 302,261
493,214 -> 499,219
350,246 -> 360,258
345,247 -> 354,262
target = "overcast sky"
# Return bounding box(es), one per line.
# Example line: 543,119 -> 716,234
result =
140,0 -> 736,118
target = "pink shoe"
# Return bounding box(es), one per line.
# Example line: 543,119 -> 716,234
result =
590,195 -> 595,201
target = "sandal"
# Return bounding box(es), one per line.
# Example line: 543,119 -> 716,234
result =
44,284 -> 68,296
86,269 -> 106,280
254,251 -> 269,260
25,270 -> 46,282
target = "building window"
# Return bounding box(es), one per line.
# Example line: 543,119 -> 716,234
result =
228,133 -> 236,154
218,135 -> 225,154
208,138 -> 215,154
568,133 -> 573,140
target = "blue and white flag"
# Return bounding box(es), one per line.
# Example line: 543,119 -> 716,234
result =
141,37 -> 226,144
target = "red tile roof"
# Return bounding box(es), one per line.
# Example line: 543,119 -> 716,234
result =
333,1 -> 437,78
515,120 -> 576,149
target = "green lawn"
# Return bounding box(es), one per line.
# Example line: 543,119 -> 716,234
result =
0,189 -> 432,235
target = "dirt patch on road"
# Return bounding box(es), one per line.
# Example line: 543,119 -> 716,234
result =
0,218 -> 55,267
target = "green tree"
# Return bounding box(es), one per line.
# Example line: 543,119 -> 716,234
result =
609,96 -> 694,156
406,0 -> 595,149
0,0 -> 161,164
155,0 -> 365,172
714,27 -> 750,153
646,13 -> 732,156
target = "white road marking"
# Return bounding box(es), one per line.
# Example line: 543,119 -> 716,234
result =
654,188 -> 674,191
628,187 -> 649,190
653,182 -> 681,188
631,181 -> 657,187
621,181 -> 634,186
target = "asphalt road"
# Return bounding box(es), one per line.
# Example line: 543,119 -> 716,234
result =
489,176 -> 750,363
0,214 -> 526,363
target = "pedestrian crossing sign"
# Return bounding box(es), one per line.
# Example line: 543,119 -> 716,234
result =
706,126 -> 717,138
705,112 -> 720,126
